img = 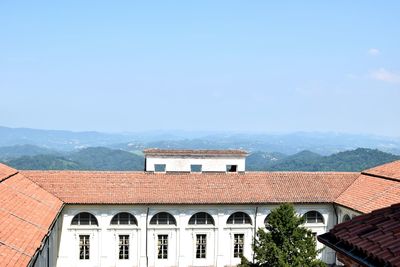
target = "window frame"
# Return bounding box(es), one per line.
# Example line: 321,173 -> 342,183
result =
118,235 -> 130,260
264,214 -> 271,226
233,233 -> 244,258
111,212 -> 138,226
226,164 -> 238,172
71,212 -> 98,226
150,212 -> 176,226
190,164 -> 202,173
157,234 -> 168,259
189,212 -> 215,226
195,234 -> 207,259
154,164 -> 166,172
79,235 -> 90,260
227,212 -> 252,225
342,214 -> 351,222
303,211 -> 325,224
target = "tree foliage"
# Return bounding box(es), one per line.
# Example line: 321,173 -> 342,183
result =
239,203 -> 326,267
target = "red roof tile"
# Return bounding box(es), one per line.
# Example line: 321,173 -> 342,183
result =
0,165 -> 63,266
21,171 -> 358,204
0,164 -> 17,182
318,203 -> 400,267
335,174 -> 400,213
362,160 -> 400,181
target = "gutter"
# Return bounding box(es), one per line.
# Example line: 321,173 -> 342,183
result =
332,203 -> 338,264
252,206 -> 258,264
28,203 -> 65,267
146,207 -> 149,267
318,233 -> 378,267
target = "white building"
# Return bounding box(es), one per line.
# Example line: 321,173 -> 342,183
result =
143,149 -> 248,172
1,150 -> 400,267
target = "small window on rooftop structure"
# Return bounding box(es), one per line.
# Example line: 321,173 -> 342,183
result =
154,164 -> 166,172
191,164 -> 202,172
226,165 -> 237,172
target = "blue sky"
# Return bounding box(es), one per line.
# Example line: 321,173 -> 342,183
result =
1,1 -> 399,136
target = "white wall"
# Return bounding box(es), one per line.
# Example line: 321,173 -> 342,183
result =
55,204 -> 336,267
145,157 -> 246,172
32,213 -> 63,267
337,206 -> 362,223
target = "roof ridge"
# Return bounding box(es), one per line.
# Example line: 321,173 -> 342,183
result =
20,170 -> 360,175
334,173 -> 364,209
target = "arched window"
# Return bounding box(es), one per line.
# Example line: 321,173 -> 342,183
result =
342,214 -> 351,222
189,212 -> 214,225
111,212 -> 137,225
304,211 -> 324,224
227,212 -> 252,225
264,214 -> 271,226
71,212 -> 98,226
150,212 -> 176,225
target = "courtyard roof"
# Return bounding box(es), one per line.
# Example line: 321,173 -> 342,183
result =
1,160 -> 400,266
21,170 -> 358,204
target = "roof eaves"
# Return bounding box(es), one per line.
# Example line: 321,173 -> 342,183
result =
318,233 -> 378,267
27,203 -> 65,267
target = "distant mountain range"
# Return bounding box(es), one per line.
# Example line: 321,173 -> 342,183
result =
2,145 -> 399,172
0,126 -> 399,171
1,126 -> 400,155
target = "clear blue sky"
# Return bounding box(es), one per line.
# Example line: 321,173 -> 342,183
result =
1,1 -> 399,136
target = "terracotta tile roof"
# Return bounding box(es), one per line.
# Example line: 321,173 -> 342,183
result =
318,203 -> 400,267
21,171 -> 358,204
0,164 -> 17,182
0,164 -> 63,267
362,160 -> 400,181
335,173 -> 400,214
143,149 -> 248,157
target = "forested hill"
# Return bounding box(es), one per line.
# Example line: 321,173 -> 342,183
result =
246,148 -> 400,172
4,147 -> 144,171
1,146 -> 399,172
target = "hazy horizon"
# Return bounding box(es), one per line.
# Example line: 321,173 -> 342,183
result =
1,1 -> 399,135
2,124 -> 400,140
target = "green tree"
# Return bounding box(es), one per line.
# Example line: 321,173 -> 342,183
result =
239,203 -> 326,267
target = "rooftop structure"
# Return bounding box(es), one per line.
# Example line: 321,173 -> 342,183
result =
143,149 -> 248,172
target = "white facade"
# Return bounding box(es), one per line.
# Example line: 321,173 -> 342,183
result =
144,150 -> 247,173
337,205 -> 362,223
32,212 -> 63,267
55,204 -> 336,267
145,157 -> 246,173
